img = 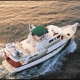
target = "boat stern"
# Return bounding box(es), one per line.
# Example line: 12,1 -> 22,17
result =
2,60 -> 18,73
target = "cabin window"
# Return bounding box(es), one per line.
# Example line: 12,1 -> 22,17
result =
29,56 -> 33,59
34,54 -> 38,56
49,39 -> 53,43
57,35 -> 60,39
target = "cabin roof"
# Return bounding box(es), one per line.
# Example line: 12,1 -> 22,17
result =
31,26 -> 48,37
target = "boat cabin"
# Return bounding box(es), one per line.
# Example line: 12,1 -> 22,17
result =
3,25 -> 63,68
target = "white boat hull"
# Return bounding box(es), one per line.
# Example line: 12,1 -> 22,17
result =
2,38 -> 70,73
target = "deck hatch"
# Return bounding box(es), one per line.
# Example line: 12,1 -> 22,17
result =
67,33 -> 70,36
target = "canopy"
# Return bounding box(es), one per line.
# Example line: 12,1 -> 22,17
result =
31,26 -> 48,37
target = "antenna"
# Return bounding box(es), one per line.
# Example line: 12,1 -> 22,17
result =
29,23 -> 31,32
27,23 -> 32,33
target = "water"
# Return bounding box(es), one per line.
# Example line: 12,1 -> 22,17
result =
0,1 -> 80,79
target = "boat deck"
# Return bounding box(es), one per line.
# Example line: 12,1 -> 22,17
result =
21,39 -> 36,55
62,26 -> 76,40
47,25 -> 62,38
2,60 -> 16,73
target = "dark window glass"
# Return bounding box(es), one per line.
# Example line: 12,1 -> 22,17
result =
29,56 -> 33,59
34,54 -> 38,56
49,39 -> 53,43
57,35 -> 60,39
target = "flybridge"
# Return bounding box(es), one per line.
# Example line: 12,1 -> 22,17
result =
31,26 -> 48,37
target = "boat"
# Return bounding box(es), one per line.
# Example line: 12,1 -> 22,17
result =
0,22 -> 79,73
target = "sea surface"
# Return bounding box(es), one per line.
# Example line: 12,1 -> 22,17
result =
0,1 -> 80,79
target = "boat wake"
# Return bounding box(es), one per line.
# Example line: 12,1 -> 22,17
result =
0,39 -> 77,79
